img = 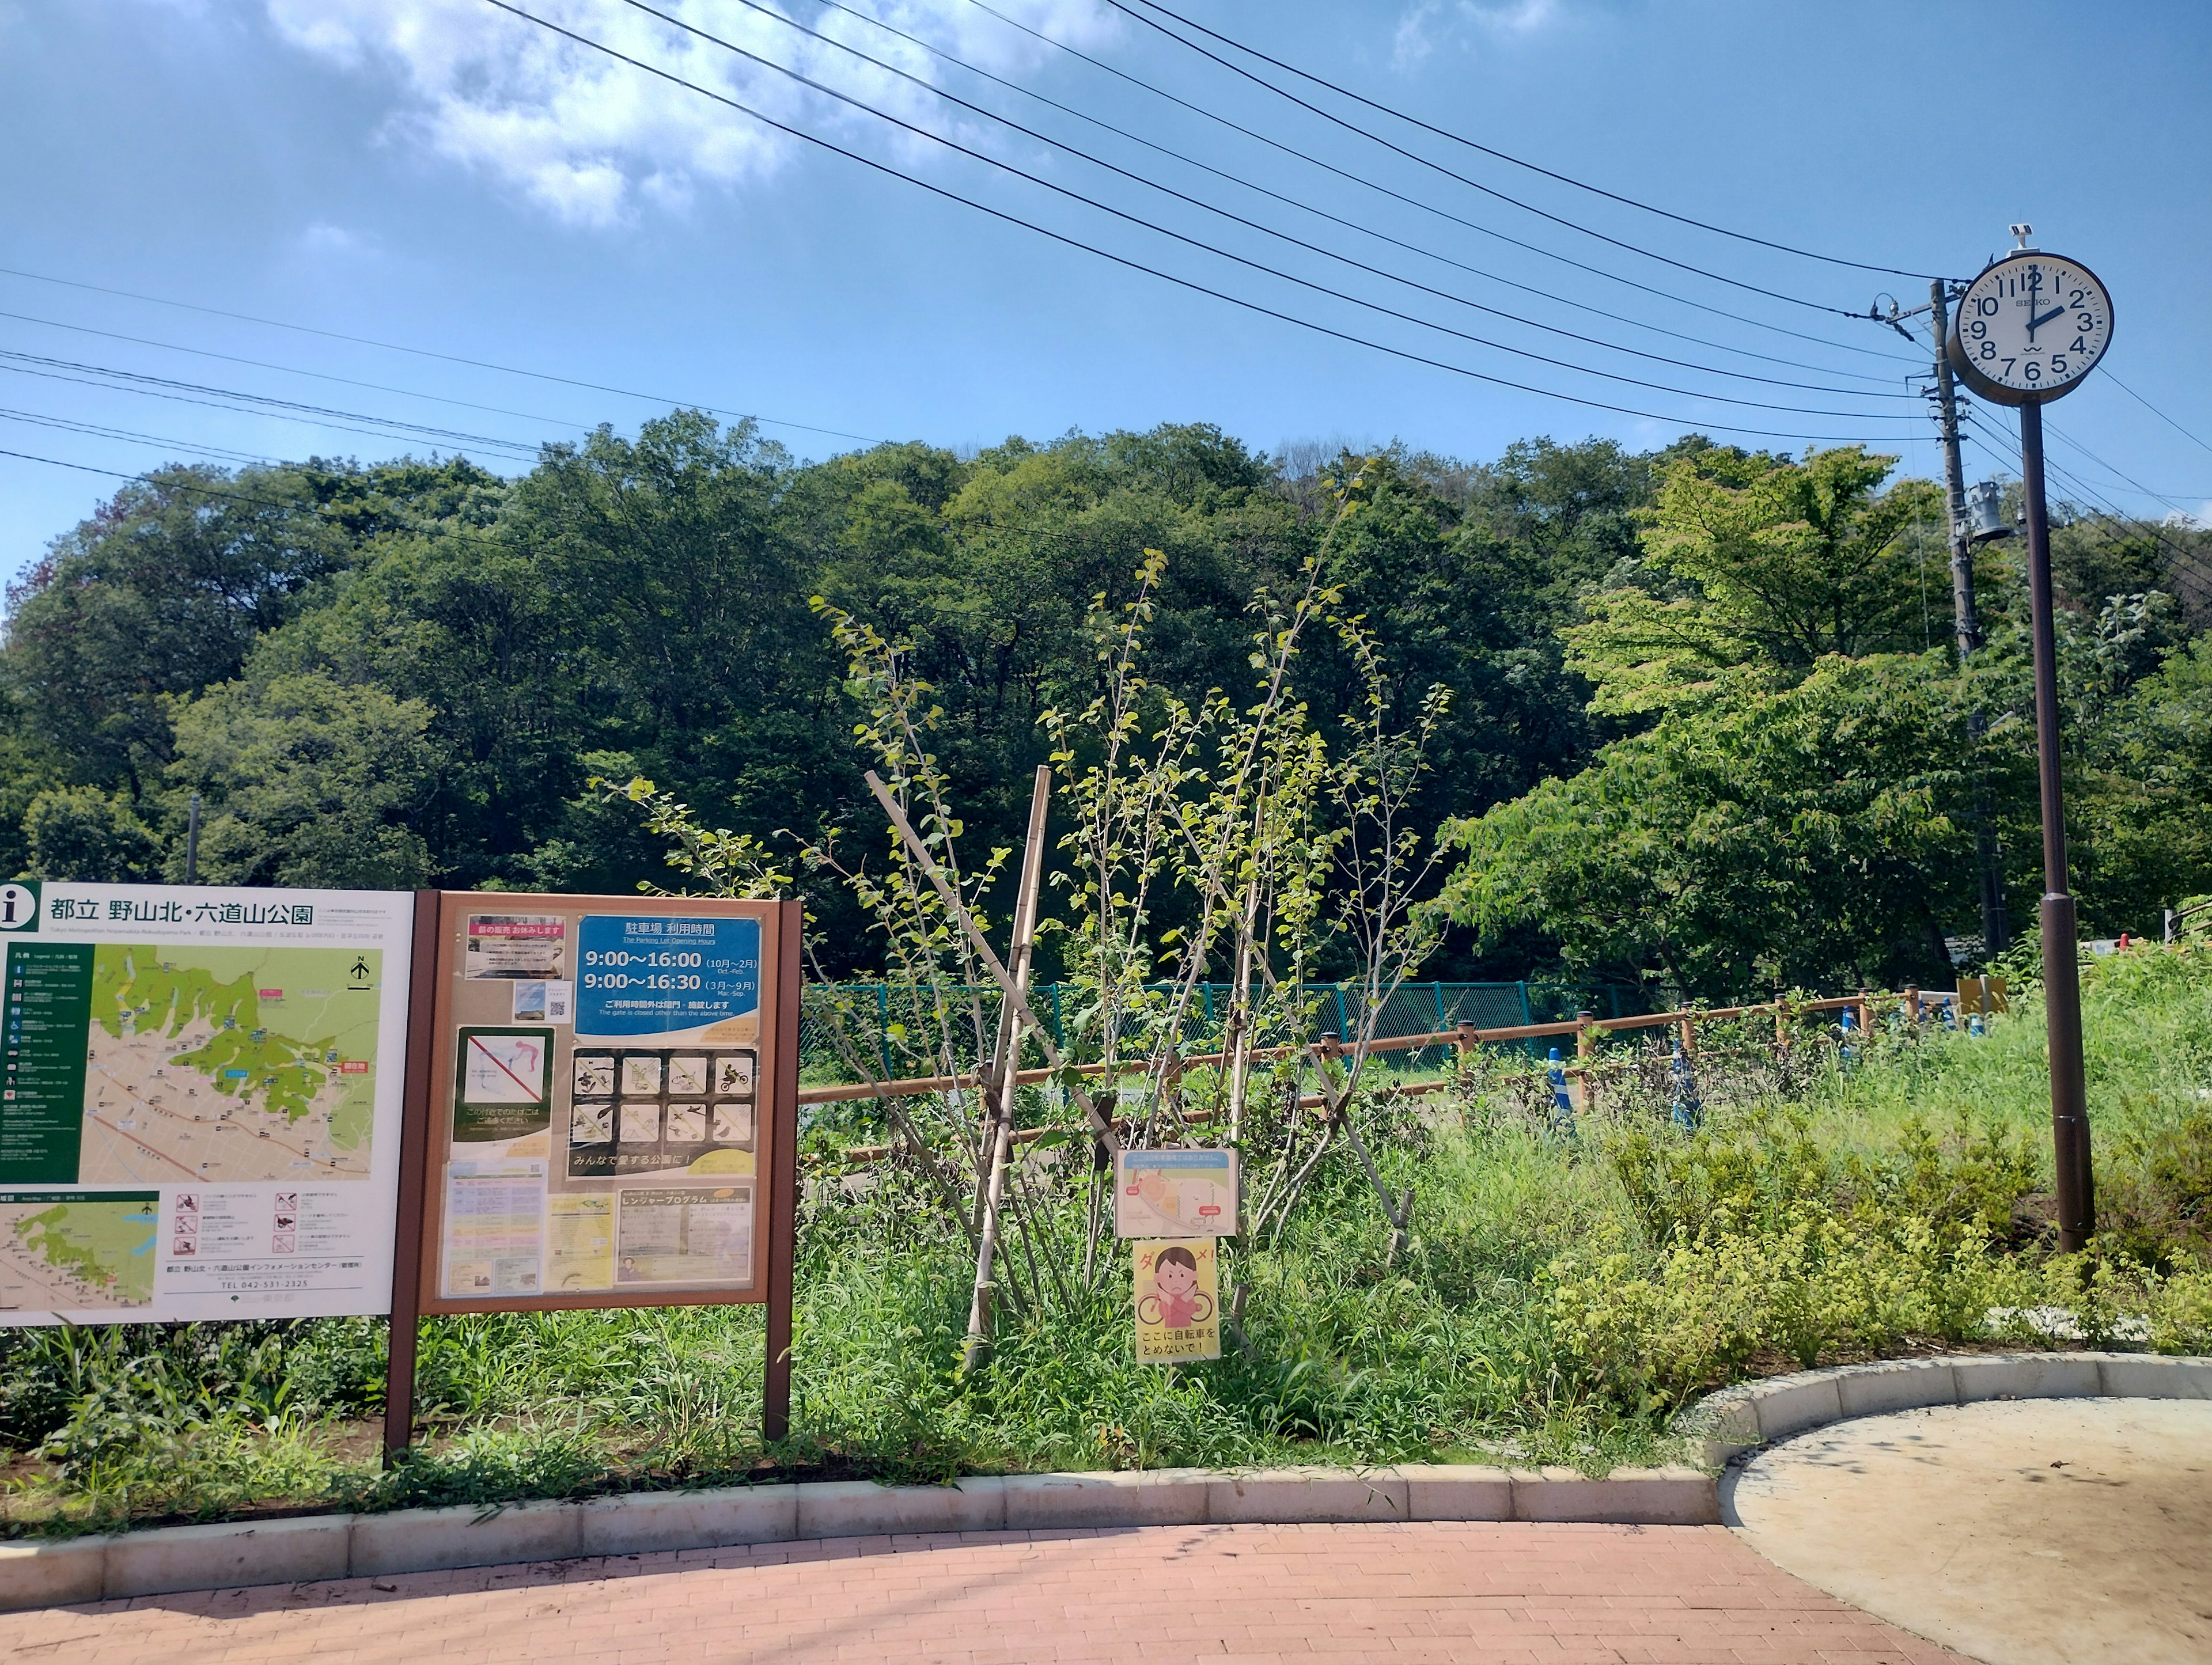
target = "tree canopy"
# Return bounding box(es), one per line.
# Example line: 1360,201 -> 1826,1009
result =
4,418 -> 2207,997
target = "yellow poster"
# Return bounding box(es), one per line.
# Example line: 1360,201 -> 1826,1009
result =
546,1193 -> 613,1291
1134,1238 -> 1221,1363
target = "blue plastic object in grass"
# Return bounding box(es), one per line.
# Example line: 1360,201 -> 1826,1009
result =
1670,1038 -> 1702,1131
1546,1046 -> 1577,1139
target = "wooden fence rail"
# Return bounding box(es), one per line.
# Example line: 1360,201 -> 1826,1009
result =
804,986 -> 1952,1167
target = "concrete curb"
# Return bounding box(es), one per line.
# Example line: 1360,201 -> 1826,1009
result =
0,1461 -> 1715,1611
1681,1350 -> 2212,1468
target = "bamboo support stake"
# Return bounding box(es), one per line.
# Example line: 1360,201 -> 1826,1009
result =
961,766 -> 1051,1374
865,769 -> 1120,1154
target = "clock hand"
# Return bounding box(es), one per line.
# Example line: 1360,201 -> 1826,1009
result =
2029,304 -> 2069,338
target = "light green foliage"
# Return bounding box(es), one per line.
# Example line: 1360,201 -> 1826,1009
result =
1563,445 -> 1941,712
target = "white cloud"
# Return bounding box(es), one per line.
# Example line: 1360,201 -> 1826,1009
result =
260,0 -> 1113,227
1392,1 -> 1441,70
297,221 -> 373,254
1389,0 -> 1567,71
1463,0 -> 1560,35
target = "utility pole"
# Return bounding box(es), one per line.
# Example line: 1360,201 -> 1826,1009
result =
1929,279 -> 2009,955
1930,281 -> 1982,658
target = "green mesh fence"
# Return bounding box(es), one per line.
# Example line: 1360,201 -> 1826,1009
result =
799,981 -> 1632,1087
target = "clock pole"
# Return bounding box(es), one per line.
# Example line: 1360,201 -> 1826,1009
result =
2018,398 -> 2095,1251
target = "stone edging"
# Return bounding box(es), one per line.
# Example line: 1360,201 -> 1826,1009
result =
0,1461 -> 1714,1612
1680,1349 -> 2212,1469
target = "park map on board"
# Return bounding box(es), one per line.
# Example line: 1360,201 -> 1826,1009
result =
79,945 -> 383,1185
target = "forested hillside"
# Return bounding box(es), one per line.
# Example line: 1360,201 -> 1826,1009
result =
5,412 -> 2207,995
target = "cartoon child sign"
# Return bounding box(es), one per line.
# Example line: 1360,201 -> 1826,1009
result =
1134,1238 -> 1221,1363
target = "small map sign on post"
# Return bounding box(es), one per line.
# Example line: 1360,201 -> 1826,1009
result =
1113,1147 -> 1238,1238
1134,1238 -> 1220,1363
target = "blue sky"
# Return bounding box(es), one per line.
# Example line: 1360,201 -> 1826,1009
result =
3,0 -> 2209,581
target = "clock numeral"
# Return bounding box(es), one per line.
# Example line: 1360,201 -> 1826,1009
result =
2069,289 -> 2086,306
1968,320 -> 1987,340
2050,356 -> 2067,376
2071,337 -> 2088,354
2076,312 -> 2096,332
1980,341 -> 1997,360
1976,297 -> 1999,317
2024,360 -> 2043,382
2001,358 -> 2017,378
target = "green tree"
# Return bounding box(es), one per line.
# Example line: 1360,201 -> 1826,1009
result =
21,786 -> 162,881
167,672 -> 438,888
1564,446 -> 1943,714
1440,654 -> 1998,998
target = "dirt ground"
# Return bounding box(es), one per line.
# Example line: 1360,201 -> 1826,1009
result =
1726,1396 -> 2212,1665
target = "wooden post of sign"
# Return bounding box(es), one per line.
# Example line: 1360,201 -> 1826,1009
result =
1678,1015 -> 1696,1057
763,897 -> 803,1443
383,888 -> 444,1464
1906,986 -> 1922,1025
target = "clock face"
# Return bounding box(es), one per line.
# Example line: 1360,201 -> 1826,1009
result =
1948,252 -> 2113,404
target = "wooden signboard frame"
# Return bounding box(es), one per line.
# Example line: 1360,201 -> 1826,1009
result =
384,891 -> 800,1455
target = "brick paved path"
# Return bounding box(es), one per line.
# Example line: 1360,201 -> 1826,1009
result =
0,1522 -> 1966,1664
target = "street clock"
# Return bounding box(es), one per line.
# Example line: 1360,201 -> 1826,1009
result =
1946,249 -> 2113,405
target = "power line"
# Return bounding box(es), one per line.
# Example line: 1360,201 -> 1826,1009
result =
0,266 -> 887,447
1113,0 -> 1949,285
0,407 -> 282,469
519,1 -> 1919,431
2044,415 -> 2208,513
628,0 -> 1914,404
1102,0 -> 1916,323
957,0 -> 1919,367
0,348 -> 544,460
1963,408 -> 2212,605
2106,371 -> 2212,461
774,0 -> 1904,386
0,307 -> 602,438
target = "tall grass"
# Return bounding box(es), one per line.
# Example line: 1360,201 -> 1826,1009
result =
5,947 -> 2208,1536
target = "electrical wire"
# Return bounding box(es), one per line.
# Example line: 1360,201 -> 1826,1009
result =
960,0 -> 1921,366
490,1 -> 1916,434
1963,407 -> 2212,606
755,0 -> 1905,386
0,266 -> 886,447
0,407 -> 282,469
626,0 -> 1913,404
0,308 -> 604,437
2043,415 -> 2207,515
1103,0 -> 1916,321
0,350 -> 546,460
2105,371 -> 2212,461
1114,0 -> 1948,284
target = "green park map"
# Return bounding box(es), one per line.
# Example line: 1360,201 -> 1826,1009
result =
81,945 -> 384,1185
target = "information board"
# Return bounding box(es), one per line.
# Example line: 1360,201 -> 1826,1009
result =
0,881 -> 414,1325
1113,1148 -> 1239,1238
411,892 -> 797,1314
